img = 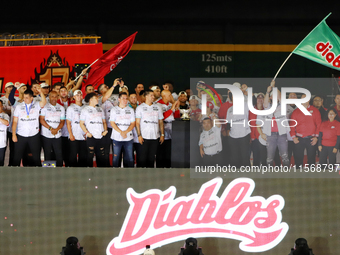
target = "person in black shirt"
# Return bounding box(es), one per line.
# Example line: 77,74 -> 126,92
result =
178,91 -> 189,109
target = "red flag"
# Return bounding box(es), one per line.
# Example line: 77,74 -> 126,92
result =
83,32 -> 137,91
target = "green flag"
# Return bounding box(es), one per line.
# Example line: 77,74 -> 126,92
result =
293,13 -> 340,70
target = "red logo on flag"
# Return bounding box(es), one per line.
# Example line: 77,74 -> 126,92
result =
315,41 -> 340,67
106,178 -> 289,255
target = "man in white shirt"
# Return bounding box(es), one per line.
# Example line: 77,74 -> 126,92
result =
80,92 -> 108,167
66,90 -> 87,167
1,82 -> 14,115
136,90 -> 164,168
12,88 -> 47,166
58,86 -> 72,166
40,91 -> 65,166
0,100 -> 10,166
199,116 -> 222,166
226,91 -> 251,168
156,90 -> 180,167
110,92 -> 135,167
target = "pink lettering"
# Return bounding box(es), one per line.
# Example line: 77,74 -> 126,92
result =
108,178 -> 289,255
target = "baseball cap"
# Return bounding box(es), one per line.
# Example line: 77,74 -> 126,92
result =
255,92 -> 265,98
178,91 -> 187,97
233,82 -> 241,89
201,116 -> 212,121
18,83 -> 27,90
74,90 -> 83,96
119,85 -> 129,92
150,86 -> 160,91
197,80 -> 205,87
5,82 -> 14,88
40,82 -> 49,88
189,95 -> 199,101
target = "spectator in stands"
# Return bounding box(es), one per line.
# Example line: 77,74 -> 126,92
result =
156,90 -> 180,167
12,88 -> 47,166
110,92 -> 136,167
318,108 -> 340,165
0,100 -> 9,166
290,94 -> 321,167
135,83 -> 144,104
80,92 -> 108,167
39,91 -> 65,166
66,90 -> 87,167
136,89 -> 164,167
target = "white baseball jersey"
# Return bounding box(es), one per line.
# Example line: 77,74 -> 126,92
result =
226,105 -> 250,138
13,101 -> 42,137
66,104 -> 86,141
0,112 -> 9,148
110,106 -> 135,141
136,103 -> 163,140
199,126 -> 222,155
80,106 -> 105,139
40,102 -> 65,138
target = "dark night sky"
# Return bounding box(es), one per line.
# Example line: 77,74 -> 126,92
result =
1,1 -> 339,44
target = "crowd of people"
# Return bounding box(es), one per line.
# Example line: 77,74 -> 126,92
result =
196,80 -> 340,168
0,69 -> 192,167
1,73 -> 340,168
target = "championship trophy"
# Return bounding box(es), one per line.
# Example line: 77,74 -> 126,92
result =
180,109 -> 191,121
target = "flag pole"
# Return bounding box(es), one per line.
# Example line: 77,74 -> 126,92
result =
273,53 -> 293,80
74,58 -> 99,82
273,12 -> 332,81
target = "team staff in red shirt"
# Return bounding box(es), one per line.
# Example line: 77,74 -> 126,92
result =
318,109 -> 340,165
249,93 -> 266,166
334,94 -> 340,117
290,95 -> 322,167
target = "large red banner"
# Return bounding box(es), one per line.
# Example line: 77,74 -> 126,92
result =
0,43 -> 103,93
